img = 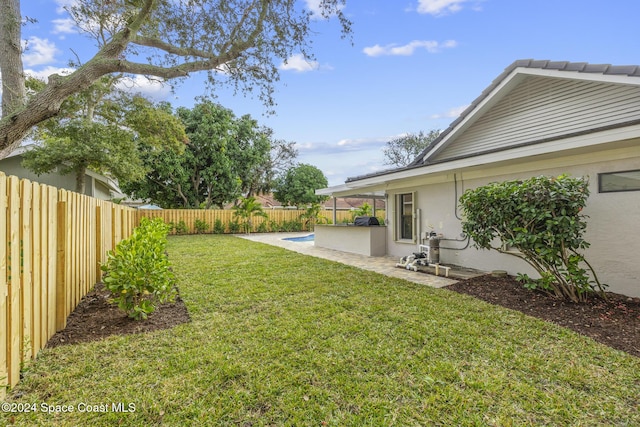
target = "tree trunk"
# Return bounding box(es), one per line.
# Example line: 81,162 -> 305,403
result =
75,166 -> 87,194
0,0 -> 27,157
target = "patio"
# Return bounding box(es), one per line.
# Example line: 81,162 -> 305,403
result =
239,232 -> 484,288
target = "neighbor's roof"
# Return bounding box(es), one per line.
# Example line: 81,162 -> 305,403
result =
345,59 -> 640,184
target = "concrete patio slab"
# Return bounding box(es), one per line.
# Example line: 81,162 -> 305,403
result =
238,232 -> 458,288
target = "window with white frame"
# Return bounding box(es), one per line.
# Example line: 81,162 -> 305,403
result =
397,193 -> 414,241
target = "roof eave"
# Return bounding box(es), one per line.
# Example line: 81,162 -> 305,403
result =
414,60 -> 640,166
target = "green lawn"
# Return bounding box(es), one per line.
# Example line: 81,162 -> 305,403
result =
3,235 -> 639,426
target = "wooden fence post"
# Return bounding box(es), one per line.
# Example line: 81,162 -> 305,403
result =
31,183 -> 42,359
19,181 -> 33,366
0,173 -> 7,399
6,176 -> 21,389
95,206 -> 102,279
56,201 -> 67,332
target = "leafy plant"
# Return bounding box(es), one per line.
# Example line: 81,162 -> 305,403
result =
213,219 -> 226,234
299,203 -> 328,228
173,220 -> 189,235
101,217 -> 177,320
228,219 -> 241,234
194,218 -> 210,234
351,202 -> 373,220
233,196 -> 268,234
256,221 -> 269,233
459,174 -> 605,302
268,219 -> 282,232
281,219 -> 303,232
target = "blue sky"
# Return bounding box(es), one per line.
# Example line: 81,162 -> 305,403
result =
18,0 -> 640,186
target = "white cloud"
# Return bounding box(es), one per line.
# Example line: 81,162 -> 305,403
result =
52,18 -> 77,35
296,136 -> 390,186
54,0 -> 77,14
416,0 -> 469,16
22,37 -> 59,66
279,53 -> 319,72
25,66 -> 74,81
363,39 -> 457,57
304,0 -> 344,19
336,136 -> 387,150
116,75 -> 172,102
430,104 -> 469,119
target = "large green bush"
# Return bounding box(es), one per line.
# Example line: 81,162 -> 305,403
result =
459,174 -> 605,302
101,217 -> 177,320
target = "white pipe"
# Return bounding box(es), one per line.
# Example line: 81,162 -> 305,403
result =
415,207 -> 422,249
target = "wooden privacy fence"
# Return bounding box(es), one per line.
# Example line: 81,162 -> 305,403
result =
136,208 -> 384,233
1,172 -> 135,399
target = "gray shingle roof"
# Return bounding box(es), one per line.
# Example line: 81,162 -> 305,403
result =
345,59 -> 640,183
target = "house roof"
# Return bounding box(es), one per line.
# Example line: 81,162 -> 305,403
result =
341,59 -> 640,186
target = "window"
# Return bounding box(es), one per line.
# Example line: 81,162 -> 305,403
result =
599,170 -> 640,193
398,193 -> 414,240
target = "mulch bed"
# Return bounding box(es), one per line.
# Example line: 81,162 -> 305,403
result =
445,275 -> 640,357
46,276 -> 639,358
46,283 -> 190,348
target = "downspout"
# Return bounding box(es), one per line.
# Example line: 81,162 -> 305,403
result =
415,208 -> 422,250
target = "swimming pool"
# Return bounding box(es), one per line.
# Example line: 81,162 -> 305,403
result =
282,234 -> 314,242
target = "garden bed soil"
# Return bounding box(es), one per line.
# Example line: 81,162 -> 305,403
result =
46,283 -> 190,348
445,275 -> 640,357
46,277 -> 639,358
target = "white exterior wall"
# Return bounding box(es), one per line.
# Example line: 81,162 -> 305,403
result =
386,145 -> 640,297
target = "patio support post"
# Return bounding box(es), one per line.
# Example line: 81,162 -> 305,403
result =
332,197 -> 337,225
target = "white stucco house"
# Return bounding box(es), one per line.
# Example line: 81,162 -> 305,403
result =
316,60 -> 640,298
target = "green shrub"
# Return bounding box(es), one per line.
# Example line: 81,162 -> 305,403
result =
269,219 -> 282,232
173,220 -> 189,235
351,202 -> 373,220
281,219 -> 303,232
213,219 -> 226,234
228,219 -> 241,234
194,218 -> 210,234
256,221 -> 269,233
459,174 -> 605,302
101,218 -> 177,320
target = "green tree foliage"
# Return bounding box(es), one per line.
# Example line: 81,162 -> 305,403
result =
101,218 -> 177,320
242,136 -> 298,197
122,101 -> 291,208
383,130 -> 441,167
459,175 -> 605,302
22,77 -> 186,193
0,0 -> 351,156
273,163 -> 329,208
233,196 -> 268,233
